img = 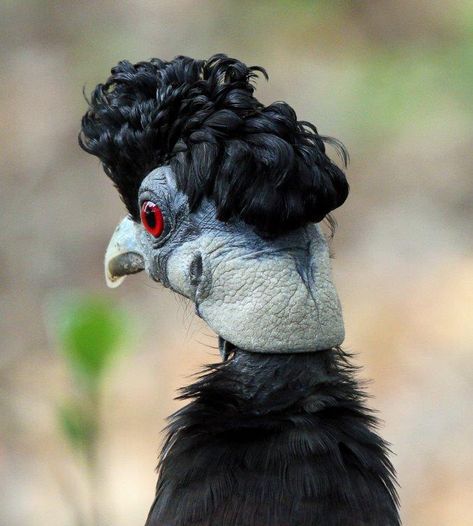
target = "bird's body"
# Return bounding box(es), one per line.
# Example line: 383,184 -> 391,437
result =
80,54 -> 401,525
147,349 -> 399,526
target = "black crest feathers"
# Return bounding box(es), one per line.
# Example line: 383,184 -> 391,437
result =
80,54 -> 349,234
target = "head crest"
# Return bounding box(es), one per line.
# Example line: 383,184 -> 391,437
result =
80,53 -> 348,234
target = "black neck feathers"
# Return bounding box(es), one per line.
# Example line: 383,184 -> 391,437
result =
146,348 -> 400,526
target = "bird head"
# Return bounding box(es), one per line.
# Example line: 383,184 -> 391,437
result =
80,54 -> 349,354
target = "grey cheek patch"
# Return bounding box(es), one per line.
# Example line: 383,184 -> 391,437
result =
138,170 -> 344,353
164,209 -> 344,353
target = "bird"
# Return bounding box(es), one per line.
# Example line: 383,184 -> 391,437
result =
80,54 -> 400,526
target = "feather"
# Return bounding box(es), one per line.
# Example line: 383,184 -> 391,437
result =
146,348 -> 400,526
79,54 -> 348,235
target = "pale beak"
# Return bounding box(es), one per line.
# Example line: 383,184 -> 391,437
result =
104,216 -> 145,288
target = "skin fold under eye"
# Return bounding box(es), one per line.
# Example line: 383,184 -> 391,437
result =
140,201 -> 164,237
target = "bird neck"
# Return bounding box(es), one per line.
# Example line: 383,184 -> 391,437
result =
147,348 -> 400,526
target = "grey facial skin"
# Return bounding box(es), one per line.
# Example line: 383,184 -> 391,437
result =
105,166 -> 345,353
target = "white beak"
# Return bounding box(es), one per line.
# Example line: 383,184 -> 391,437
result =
104,216 -> 145,288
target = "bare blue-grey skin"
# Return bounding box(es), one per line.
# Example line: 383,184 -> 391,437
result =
105,166 -> 345,353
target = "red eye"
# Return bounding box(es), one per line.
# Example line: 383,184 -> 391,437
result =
140,201 -> 164,237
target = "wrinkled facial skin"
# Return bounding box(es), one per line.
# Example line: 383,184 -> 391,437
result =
106,167 -> 345,353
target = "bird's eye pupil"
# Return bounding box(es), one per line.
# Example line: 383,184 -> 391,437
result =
140,201 -> 164,238
145,208 -> 156,228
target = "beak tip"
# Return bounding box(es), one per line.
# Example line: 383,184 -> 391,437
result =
105,270 -> 126,289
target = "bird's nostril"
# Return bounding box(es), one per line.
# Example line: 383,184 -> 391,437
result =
189,252 -> 203,287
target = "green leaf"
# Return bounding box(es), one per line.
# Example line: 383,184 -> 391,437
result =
55,295 -> 126,387
57,402 -> 96,451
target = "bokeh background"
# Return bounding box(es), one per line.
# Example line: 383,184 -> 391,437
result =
1,1 -> 473,524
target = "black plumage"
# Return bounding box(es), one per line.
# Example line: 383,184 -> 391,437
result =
80,54 -> 348,235
147,349 -> 399,526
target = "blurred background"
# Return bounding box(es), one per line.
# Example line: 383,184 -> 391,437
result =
1,1 -> 472,524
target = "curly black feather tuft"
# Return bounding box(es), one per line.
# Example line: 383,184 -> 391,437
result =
80,54 -> 349,235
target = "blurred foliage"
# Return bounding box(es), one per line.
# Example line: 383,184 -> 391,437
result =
355,44 -> 473,137
50,294 -> 129,525
55,296 -> 126,389
58,402 -> 97,453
